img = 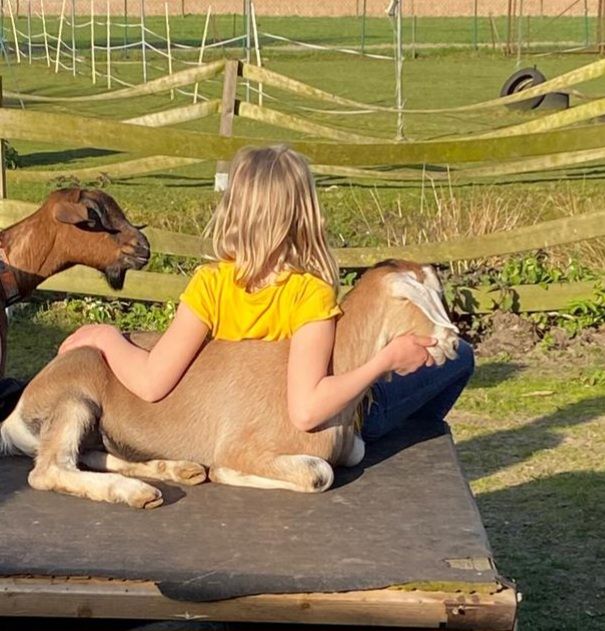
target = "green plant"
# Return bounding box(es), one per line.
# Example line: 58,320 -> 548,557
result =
3,141 -> 21,169
62,297 -> 177,332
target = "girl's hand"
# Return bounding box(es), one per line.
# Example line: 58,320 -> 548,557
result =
379,334 -> 437,375
58,324 -> 120,356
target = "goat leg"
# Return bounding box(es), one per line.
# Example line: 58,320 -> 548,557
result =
27,397 -> 163,509
80,450 -> 207,486
210,454 -> 334,493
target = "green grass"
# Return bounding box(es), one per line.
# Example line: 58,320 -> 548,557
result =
3,14 -> 602,51
451,352 -> 605,630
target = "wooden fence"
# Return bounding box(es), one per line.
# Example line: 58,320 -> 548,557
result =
2,59 -> 605,314
1,199 -> 604,315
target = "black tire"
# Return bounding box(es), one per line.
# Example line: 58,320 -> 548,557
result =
500,67 -> 547,111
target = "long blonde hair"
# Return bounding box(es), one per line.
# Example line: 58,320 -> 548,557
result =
209,145 -> 339,291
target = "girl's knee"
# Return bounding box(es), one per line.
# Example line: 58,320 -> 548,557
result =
455,340 -> 475,377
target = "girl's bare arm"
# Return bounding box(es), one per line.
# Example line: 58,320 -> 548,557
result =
58,303 -> 209,402
287,318 -> 435,432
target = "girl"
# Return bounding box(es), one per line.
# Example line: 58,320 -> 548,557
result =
59,145 -> 474,441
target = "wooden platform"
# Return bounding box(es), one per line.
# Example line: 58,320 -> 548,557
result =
0,423 -> 518,629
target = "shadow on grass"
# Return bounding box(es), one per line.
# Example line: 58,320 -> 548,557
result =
21,148 -> 119,168
467,361 -> 525,389
456,395 -> 605,483
5,314 -> 70,381
478,471 -> 605,631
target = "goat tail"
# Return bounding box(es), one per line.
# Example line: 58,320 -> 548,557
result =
0,401 -> 38,457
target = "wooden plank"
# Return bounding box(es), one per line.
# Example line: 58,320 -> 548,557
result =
38,267 -> 188,303
333,209 -> 605,266
9,107 -> 605,169
456,281 -> 599,314
0,577 -> 518,629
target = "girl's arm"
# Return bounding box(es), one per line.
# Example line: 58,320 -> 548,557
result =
287,318 -> 435,432
58,303 -> 209,402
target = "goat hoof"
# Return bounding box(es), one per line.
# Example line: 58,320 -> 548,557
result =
142,494 -> 164,510
131,486 -> 163,510
172,462 -> 207,486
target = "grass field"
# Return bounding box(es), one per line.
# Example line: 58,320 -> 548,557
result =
2,18 -> 605,629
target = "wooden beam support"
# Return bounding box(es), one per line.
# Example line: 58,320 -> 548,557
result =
0,577 -> 518,629
0,77 -> 6,199
214,59 -> 240,192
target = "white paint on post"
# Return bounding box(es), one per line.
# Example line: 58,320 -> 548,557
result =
140,0 -> 147,83
106,0 -> 111,88
193,5 -> 211,104
165,2 -> 173,100
251,1 -> 263,106
7,0 -> 21,63
54,0 -> 66,73
90,0 -> 96,84
41,0 -> 50,66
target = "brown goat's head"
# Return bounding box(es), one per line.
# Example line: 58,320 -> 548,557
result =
45,188 -> 150,289
344,259 -> 459,367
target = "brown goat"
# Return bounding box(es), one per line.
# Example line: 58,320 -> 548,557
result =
0,261 -> 458,508
0,188 -> 150,374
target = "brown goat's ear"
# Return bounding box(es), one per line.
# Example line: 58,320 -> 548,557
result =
53,201 -> 89,225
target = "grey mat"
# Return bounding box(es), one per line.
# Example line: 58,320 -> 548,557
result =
0,421 -> 500,601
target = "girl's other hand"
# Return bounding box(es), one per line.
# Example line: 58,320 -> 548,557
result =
58,324 -> 120,356
379,334 -> 437,376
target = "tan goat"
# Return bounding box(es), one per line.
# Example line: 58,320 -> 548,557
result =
0,260 -> 458,508
0,187 -> 150,374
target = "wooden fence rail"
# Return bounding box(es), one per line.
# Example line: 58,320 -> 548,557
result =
1,199 -> 603,315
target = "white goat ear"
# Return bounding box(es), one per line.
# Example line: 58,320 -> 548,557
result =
388,272 -> 458,332
421,265 -> 444,295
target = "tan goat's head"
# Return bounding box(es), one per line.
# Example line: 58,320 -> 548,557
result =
342,259 -> 459,368
44,188 -> 150,289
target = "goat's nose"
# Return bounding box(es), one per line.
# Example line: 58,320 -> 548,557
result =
134,234 -> 151,258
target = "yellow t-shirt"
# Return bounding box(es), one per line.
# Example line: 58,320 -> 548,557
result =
180,261 -> 341,341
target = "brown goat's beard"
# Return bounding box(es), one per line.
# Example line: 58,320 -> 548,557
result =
104,266 -> 127,290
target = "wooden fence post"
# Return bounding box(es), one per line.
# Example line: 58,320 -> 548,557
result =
214,60 -> 239,192
0,78 -> 7,200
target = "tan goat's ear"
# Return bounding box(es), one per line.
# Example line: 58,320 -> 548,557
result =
53,201 -> 89,225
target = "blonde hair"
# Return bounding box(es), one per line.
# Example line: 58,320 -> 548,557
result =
209,145 -> 339,291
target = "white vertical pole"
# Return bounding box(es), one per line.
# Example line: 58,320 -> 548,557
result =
41,0 -> 50,66
140,0 -> 147,83
516,0 -> 523,67
165,2 -> 173,99
90,0 -> 96,83
8,0 -> 21,63
70,0 -> 76,76
395,0 -> 404,139
106,0 -> 111,88
193,5 -> 211,103
54,0 -> 66,73
250,1 -> 262,106
244,0 -> 251,101
27,0 -> 31,64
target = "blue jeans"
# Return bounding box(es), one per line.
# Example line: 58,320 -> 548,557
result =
361,340 -> 475,443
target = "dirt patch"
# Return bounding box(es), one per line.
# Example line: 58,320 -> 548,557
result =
475,311 -> 539,358
23,0 -> 603,18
